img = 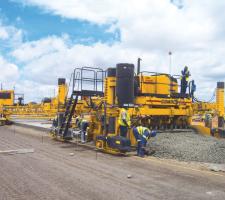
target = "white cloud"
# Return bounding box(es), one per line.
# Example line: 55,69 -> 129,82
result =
12,36 -> 140,84
4,0 -> 225,101
0,21 -> 23,47
20,0 -> 120,24
18,0 -> 217,51
0,26 -> 9,39
15,80 -> 57,102
0,56 -> 19,89
11,35 -> 68,62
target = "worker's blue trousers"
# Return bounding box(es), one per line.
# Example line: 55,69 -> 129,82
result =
120,126 -> 128,138
133,128 -> 147,157
81,121 -> 89,143
181,78 -> 187,94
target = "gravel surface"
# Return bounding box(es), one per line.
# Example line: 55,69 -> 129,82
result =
149,130 -> 225,164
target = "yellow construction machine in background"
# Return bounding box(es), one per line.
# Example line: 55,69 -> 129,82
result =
0,78 -> 68,122
0,90 -> 14,125
191,82 -> 225,138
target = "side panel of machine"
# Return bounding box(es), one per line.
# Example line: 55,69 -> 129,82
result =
0,90 -> 14,106
116,63 -> 134,107
139,75 -> 178,96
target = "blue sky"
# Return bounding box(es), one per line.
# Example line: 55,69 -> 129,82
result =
0,0 -> 224,102
0,0 -> 120,45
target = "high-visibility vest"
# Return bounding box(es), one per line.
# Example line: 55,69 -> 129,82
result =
185,72 -> 190,81
118,108 -> 131,126
81,119 -> 88,123
202,115 -> 205,120
136,126 -> 150,138
180,69 -> 190,81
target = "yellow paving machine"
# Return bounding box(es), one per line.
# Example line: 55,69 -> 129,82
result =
52,63 -> 194,154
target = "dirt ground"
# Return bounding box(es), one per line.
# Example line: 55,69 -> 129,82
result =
0,126 -> 225,200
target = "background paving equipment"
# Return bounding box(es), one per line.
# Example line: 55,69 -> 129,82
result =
0,78 -> 68,122
192,82 -> 225,138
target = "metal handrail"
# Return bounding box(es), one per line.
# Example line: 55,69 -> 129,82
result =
72,67 -> 105,94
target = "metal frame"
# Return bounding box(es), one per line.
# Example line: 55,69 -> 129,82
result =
58,67 -> 106,139
72,67 -> 105,96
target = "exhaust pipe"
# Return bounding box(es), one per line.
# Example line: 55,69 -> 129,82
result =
137,58 -> 141,75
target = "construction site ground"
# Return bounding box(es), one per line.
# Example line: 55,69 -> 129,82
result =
1,125 -> 225,200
